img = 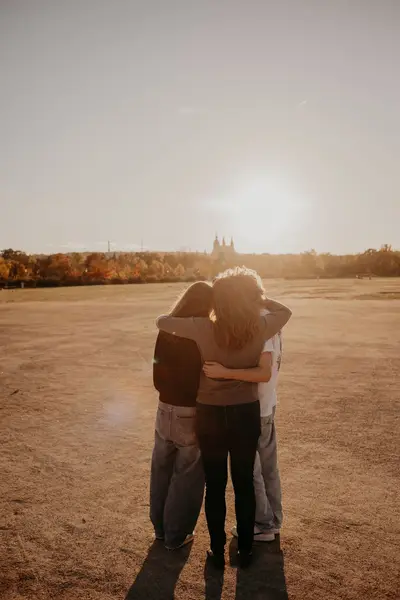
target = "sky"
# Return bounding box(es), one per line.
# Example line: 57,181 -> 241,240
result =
1,0 -> 399,255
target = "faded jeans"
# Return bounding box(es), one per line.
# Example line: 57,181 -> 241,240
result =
254,408 -> 283,531
150,401 -> 205,548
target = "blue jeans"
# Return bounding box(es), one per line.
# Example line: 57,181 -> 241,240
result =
254,408 -> 283,530
150,401 -> 205,548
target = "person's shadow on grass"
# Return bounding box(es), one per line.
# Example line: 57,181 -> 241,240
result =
125,540 -> 192,600
204,558 -> 224,600
229,535 -> 289,600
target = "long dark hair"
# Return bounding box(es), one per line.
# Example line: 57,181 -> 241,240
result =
170,281 -> 213,318
211,267 -> 265,350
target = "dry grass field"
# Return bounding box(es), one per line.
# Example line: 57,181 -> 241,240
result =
1,279 -> 399,600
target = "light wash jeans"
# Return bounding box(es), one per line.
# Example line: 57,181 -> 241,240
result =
150,401 -> 205,548
254,408 -> 283,531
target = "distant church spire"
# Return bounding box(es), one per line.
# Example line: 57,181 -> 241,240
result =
211,234 -> 236,259
213,233 -> 220,254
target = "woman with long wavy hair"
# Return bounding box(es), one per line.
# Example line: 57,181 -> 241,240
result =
151,281 -> 213,550
156,267 -> 291,568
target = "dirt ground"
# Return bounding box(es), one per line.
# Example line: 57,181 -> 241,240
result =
1,279 -> 399,600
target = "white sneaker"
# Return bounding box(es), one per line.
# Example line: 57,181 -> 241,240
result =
165,533 -> 194,551
231,525 -> 277,542
253,526 -> 275,542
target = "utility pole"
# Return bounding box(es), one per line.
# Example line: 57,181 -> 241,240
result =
108,240 -> 111,253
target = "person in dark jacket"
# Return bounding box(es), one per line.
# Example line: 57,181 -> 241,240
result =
150,281 -> 213,550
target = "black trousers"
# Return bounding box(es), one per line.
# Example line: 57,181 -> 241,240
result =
196,401 -> 261,554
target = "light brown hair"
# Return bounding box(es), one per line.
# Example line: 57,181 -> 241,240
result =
211,267 -> 265,350
170,281 -> 213,318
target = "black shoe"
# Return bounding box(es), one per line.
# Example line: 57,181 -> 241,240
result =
238,551 -> 253,569
206,549 -> 225,570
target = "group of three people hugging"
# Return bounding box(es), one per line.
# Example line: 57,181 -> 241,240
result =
150,266 -> 292,569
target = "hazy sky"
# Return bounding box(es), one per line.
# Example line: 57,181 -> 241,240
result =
1,0 -> 399,255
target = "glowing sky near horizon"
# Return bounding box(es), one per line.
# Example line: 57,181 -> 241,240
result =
1,0 -> 400,255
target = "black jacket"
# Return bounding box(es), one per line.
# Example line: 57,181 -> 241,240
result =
153,331 -> 202,407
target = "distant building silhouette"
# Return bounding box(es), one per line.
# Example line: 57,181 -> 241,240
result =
212,234 -> 236,263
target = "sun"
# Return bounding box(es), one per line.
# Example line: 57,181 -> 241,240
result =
228,174 -> 303,252
206,171 -> 305,253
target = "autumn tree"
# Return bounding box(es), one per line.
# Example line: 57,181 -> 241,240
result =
174,264 -> 185,279
1,245 -> 399,285
132,258 -> 148,280
148,260 -> 165,280
43,254 -> 75,281
84,253 -> 111,281
0,257 -> 10,280
300,250 -> 321,277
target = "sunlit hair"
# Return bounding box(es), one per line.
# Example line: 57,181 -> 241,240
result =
170,281 -> 213,318
211,267 -> 265,350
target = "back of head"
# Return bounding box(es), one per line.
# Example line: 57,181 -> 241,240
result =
212,267 -> 265,350
170,281 -> 213,318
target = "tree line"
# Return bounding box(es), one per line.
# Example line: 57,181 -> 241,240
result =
0,245 -> 399,288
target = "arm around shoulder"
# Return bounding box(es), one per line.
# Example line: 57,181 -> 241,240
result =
262,298 -> 292,339
156,315 -> 199,341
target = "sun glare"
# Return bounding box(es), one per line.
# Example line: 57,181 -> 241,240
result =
220,173 -> 304,252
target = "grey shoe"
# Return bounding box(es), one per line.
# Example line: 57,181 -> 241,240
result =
231,525 -> 278,542
165,533 -> 194,551
253,526 -> 275,542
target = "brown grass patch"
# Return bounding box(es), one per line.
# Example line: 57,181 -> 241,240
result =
1,280 -> 399,599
